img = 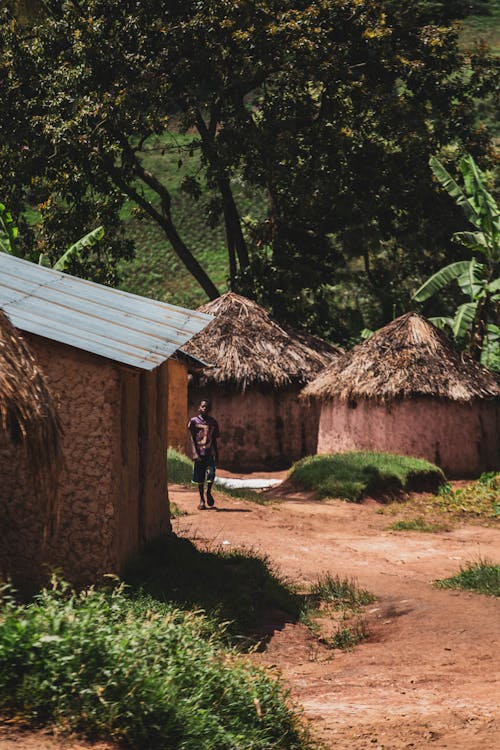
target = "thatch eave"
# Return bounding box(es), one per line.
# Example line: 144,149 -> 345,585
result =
302,313 -> 500,404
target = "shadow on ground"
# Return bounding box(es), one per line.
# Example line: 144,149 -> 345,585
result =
123,536 -> 304,648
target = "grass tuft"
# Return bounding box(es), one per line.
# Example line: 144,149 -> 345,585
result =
288,452 -> 445,502
309,573 -> 375,609
388,517 -> 449,533
436,560 -> 500,597
0,581 -> 310,750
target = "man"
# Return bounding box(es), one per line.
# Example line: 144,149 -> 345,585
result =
187,399 -> 220,510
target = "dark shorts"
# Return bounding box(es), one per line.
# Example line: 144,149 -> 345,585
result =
192,455 -> 216,484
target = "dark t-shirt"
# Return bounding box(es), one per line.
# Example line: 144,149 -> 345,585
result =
188,415 -> 220,460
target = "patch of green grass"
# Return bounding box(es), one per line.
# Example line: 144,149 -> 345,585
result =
288,452 -> 445,502
436,560 -> 500,596
428,472 -> 500,519
388,517 -> 449,533
167,447 -> 193,485
308,573 -> 375,610
0,582 -> 310,750
123,536 -> 302,644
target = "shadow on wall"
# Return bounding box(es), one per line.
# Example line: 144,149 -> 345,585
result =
123,536 -> 303,647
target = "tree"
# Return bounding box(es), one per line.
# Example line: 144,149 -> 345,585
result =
0,0 -> 496,328
413,155 -> 499,366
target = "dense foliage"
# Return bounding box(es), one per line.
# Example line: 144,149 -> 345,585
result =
0,0 -> 496,341
414,154 -> 500,368
0,582 -> 310,749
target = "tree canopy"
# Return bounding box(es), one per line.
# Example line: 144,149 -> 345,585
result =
0,0 -> 496,338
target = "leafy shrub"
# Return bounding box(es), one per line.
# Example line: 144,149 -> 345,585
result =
288,452 -> 445,502
430,472 -> 500,518
0,582 -> 310,750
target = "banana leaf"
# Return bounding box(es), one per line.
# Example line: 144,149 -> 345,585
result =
38,253 -> 52,268
452,230 -> 489,254
429,316 -> 453,331
487,278 -> 500,293
456,258 -> 485,299
0,203 -> 20,256
413,260 -> 472,301
452,301 -> 477,339
460,155 -> 500,242
429,156 -> 481,229
53,225 -> 105,271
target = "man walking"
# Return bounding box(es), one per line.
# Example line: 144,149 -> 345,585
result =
187,399 -> 220,510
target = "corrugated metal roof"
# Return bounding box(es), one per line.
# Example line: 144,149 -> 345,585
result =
0,253 -> 212,371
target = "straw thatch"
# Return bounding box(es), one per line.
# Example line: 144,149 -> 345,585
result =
0,310 -> 62,516
303,312 -> 500,403
183,292 -> 342,389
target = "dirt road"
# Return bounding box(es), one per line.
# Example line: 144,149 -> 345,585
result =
1,484 -> 499,749
171,486 -> 500,750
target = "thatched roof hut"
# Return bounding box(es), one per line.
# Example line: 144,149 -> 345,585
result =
184,293 -> 342,470
303,312 -> 500,477
184,292 -> 341,390
0,309 -> 61,493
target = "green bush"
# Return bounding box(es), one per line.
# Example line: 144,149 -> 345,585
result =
0,582 -> 310,750
288,452 -> 445,502
167,447 -> 193,485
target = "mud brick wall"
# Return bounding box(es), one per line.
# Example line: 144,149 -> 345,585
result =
317,397 -> 500,478
167,358 -> 188,452
0,335 -> 170,593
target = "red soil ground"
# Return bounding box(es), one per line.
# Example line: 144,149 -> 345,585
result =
1,481 -> 499,750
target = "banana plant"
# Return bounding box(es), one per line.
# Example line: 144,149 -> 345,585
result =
0,203 -> 104,271
413,155 -> 499,366
38,225 -> 105,271
0,203 -> 20,255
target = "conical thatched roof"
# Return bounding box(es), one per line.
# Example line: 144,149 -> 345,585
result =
0,310 -> 62,509
183,293 -> 342,389
303,312 -> 500,403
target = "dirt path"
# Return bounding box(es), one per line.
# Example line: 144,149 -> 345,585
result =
170,486 -> 500,750
1,484 -> 499,749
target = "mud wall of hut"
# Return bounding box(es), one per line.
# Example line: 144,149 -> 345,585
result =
167,358 -> 188,452
188,385 -> 321,471
0,336 -> 170,592
317,397 -> 500,477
